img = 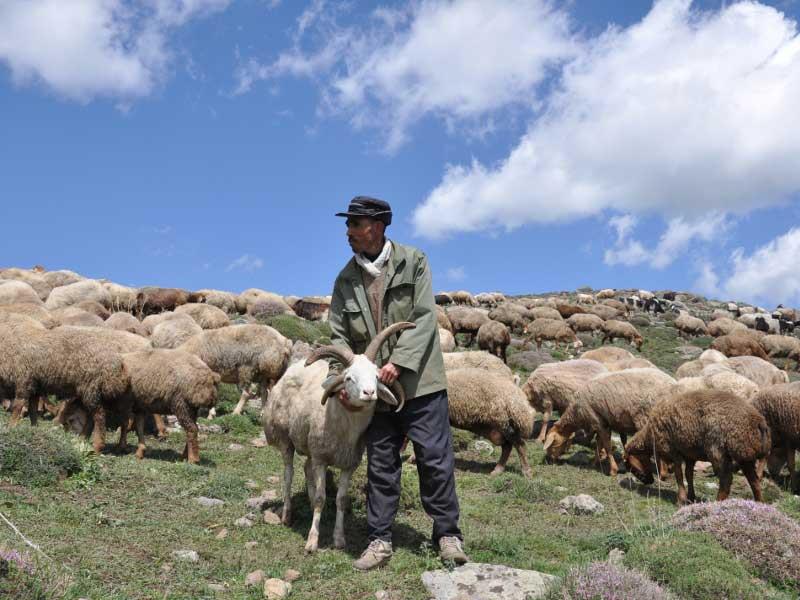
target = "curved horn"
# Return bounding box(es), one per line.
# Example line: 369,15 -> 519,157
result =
377,380 -> 406,413
390,380 -> 406,413
320,373 -> 346,405
364,322 -> 416,363
305,345 -> 355,368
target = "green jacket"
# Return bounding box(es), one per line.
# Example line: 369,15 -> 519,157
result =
329,240 -> 447,400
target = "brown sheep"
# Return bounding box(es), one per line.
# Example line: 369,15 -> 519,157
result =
589,304 -> 622,321
436,305 -> 453,333
521,359 -> 608,442
674,312 -> 708,337
625,389 -> 771,505
447,306 -> 489,346
581,346 -> 634,365
292,296 -> 330,321
760,334 -> 800,369
602,320 -> 643,350
544,368 -> 676,475
451,290 -> 476,306
186,289 -> 238,314
175,303 -> 231,329
601,299 -> 628,315
566,313 -> 605,335
751,382 -> 800,490
135,287 -> 190,316
477,320 -> 511,363
105,312 -> 149,337
711,332 -> 769,360
442,350 -> 516,382
524,318 -> 582,351
555,303 -> 585,319
596,289 -> 616,300
488,303 -> 528,332
707,317 -> 746,337
529,306 -> 562,321
438,328 -> 456,352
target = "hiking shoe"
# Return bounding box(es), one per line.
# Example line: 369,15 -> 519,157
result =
353,539 -> 393,571
438,536 -> 469,564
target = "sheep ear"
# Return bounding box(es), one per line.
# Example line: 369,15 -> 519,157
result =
542,434 -> 554,451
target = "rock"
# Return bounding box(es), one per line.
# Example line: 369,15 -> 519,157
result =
618,477 -> 639,491
228,443 -> 245,451
267,475 -> 280,485
208,583 -> 226,593
245,541 -> 259,550
263,510 -> 282,525
215,528 -> 229,540
676,345 -> 703,359
554,486 -> 567,493
172,550 -> 199,562
607,548 -> 625,567
264,578 -> 291,599
473,440 -> 494,455
235,517 -> 254,528
283,569 -> 301,582
251,436 -> 269,448
246,496 -> 271,511
507,350 -> 555,372
705,482 -> 719,490
199,423 -> 223,434
694,461 -> 712,472
245,480 -> 260,490
375,592 -> 389,600
246,570 -> 265,587
195,496 -> 225,508
422,563 -> 558,600
558,494 -> 604,516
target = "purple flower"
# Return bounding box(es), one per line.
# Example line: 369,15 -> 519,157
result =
0,547 -> 34,575
558,562 -> 673,599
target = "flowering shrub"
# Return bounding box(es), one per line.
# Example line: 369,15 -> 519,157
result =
673,499 -> 800,588
0,548 -> 33,576
549,562 -> 674,600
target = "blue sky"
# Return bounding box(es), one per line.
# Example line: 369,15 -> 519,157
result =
2,0 -> 800,306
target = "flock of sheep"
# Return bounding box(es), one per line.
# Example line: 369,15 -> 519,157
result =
3,267 -> 800,553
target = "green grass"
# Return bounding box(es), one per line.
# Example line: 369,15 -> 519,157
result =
259,314 -> 332,345
0,423 -> 84,487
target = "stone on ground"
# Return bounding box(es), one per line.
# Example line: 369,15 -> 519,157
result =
559,494 -> 604,515
422,563 -> 557,600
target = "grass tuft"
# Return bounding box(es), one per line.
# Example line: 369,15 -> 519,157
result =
0,424 -> 82,487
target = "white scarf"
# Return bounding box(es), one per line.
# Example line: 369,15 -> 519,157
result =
355,239 -> 392,277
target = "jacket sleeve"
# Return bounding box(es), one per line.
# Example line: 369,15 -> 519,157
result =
389,253 -> 437,374
327,275 -> 353,374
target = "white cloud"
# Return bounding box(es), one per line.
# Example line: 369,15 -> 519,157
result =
446,266 -> 466,282
693,260 -> 720,297
235,0 -> 576,149
722,227 -> 800,305
413,0 -> 800,238
0,0 -> 232,102
226,254 -> 265,272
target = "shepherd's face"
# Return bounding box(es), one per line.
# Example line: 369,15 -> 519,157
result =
346,217 -> 384,254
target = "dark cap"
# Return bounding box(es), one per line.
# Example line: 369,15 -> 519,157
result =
335,196 -> 392,226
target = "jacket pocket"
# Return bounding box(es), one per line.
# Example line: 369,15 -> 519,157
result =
343,301 -> 369,345
385,281 -> 415,324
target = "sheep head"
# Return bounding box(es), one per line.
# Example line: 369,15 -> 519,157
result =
306,322 -> 416,413
623,434 -> 655,485
543,424 -> 575,459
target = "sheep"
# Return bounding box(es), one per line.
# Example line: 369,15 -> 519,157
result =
544,368 -> 677,475
725,355 -> 789,387
760,335 -> 800,368
711,332 -> 769,360
0,303 -> 57,329
474,292 -> 499,307
45,280 -> 111,311
737,313 -> 762,329
488,303 -> 528,332
75,301 -> 111,320
524,318 -> 582,351
602,320 -> 643,350
529,306 -> 563,321
436,305 -> 453,333
434,292 -> 453,305
625,389 -> 770,504
451,290 -> 476,306
438,328 -> 456,353
136,287 -> 190,316
643,297 -> 667,314
263,323 -> 412,552
700,349 -> 728,363
119,349 -> 220,463
141,310 -> 184,335
442,351 -> 517,382
755,315 -> 780,334
178,324 -> 293,416
707,317 -> 746,337
446,368 -> 535,478
102,282 -> 138,313
0,313 -> 48,423
576,293 -> 595,305
750,383 -> 800,490
0,280 -> 43,306
581,346 -> 634,365
521,359 -> 608,442
596,289 -> 616,300
476,320 -> 511,363
601,299 -> 628,315
566,313 -> 605,335
674,370 -> 759,401
41,269 -> 84,289
446,306 -> 489,346
554,305 -> 583,321
291,297 -> 331,322
150,315 -> 203,349
51,307 -> 105,328
589,304 -> 621,321
175,303 -> 231,329
187,289 -> 238,314
240,289 -> 294,317
105,312 -> 148,337
674,312 -> 708,338
638,290 -> 655,302
605,358 -> 657,371
0,269 -> 51,300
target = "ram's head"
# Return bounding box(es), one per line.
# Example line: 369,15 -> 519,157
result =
305,322 -> 416,412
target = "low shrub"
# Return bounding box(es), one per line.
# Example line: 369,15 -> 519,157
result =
547,561 -> 674,600
0,424 -> 82,487
672,499 -> 800,590
259,314 -> 331,345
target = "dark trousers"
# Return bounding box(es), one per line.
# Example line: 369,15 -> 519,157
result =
366,389 -> 462,545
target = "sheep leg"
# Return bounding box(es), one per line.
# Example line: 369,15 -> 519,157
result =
91,407 -> 107,454
9,397 -> 26,427
281,445 -> 295,526
716,462 -> 733,502
597,428 -> 617,476
491,442 -> 513,476
333,467 -> 354,549
536,404 -> 553,443
673,458 -> 689,505
117,417 -> 130,452
741,461 -> 763,502
684,460 -> 696,502
232,387 -> 250,415
304,457 -> 315,505
304,462 -> 327,553
26,396 -> 38,426
176,405 -> 200,464
153,414 -> 168,440
514,441 -> 532,479
134,414 -> 148,460
501,345 -> 507,364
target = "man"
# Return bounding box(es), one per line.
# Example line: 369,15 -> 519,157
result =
328,196 -> 468,571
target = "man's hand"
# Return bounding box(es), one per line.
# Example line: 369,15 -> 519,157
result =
378,363 -> 401,386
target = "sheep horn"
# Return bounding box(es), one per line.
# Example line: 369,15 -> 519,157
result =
320,373 -> 346,406
306,345 -> 355,368
377,380 -> 406,413
364,322 -> 416,363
